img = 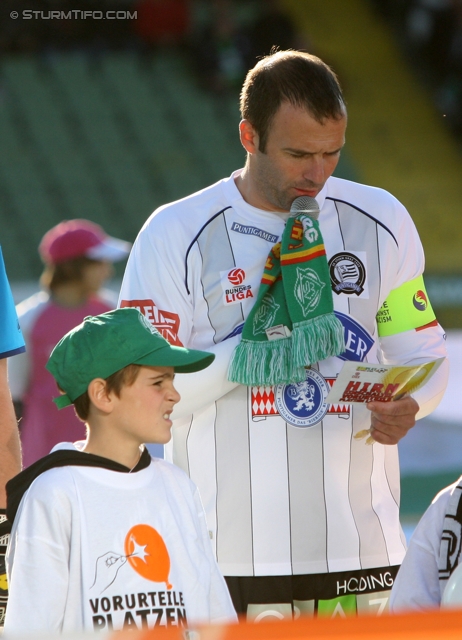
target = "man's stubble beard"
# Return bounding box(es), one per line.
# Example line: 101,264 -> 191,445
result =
254,156 -> 292,212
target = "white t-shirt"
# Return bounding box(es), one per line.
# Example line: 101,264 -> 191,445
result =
5,453 -> 236,635
119,171 -> 448,577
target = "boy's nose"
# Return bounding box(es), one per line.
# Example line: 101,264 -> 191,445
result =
170,384 -> 181,404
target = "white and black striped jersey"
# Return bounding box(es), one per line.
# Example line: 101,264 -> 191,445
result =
119,171 -> 448,577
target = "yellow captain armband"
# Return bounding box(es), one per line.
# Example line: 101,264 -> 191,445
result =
376,275 -> 436,337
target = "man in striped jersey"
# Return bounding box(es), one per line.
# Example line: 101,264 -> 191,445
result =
119,50 -> 448,619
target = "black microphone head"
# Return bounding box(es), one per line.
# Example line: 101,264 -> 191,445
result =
290,196 -> 320,220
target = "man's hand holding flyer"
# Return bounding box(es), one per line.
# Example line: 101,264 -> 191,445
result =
326,358 -> 445,445
326,358 -> 445,405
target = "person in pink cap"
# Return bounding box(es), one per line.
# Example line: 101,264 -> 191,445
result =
8,219 -> 131,467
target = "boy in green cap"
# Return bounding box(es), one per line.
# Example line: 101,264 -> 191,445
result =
4,308 -> 237,635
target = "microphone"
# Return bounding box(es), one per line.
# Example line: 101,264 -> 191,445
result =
290,196 -> 320,220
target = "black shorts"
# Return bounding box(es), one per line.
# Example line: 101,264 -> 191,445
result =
225,565 -> 399,621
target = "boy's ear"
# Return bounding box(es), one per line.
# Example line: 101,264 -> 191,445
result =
87,378 -> 113,414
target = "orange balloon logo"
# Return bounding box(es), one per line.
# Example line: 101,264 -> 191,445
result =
124,524 -> 172,589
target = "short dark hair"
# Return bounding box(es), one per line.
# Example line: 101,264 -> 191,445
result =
71,364 -> 142,421
240,50 -> 345,152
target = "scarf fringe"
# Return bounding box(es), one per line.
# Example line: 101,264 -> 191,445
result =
228,337 -> 306,386
292,312 -> 345,368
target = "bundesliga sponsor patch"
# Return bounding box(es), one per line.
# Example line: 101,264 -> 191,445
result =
220,268 -> 254,306
120,299 -> 183,346
251,372 -> 350,427
329,251 -> 369,298
230,222 -> 278,244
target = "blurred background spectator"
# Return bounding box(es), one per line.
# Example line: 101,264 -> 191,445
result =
8,220 -> 131,467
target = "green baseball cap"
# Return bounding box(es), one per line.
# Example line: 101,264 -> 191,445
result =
46,307 -> 215,409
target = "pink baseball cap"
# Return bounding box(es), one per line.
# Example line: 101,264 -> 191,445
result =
39,219 -> 132,265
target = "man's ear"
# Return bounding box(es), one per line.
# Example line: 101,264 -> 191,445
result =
87,378 -> 113,415
239,119 -> 260,155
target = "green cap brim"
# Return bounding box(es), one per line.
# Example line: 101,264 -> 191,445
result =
134,344 -> 215,373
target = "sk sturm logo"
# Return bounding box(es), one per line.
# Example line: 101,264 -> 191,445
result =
294,267 -> 325,317
253,294 -> 280,335
228,268 -> 245,285
275,369 -> 330,427
329,253 -> 366,296
413,290 -> 428,311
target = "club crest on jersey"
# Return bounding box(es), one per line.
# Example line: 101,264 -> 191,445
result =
251,379 -> 350,421
275,369 -> 330,428
294,267 -> 325,317
329,252 -> 367,297
220,268 -> 254,306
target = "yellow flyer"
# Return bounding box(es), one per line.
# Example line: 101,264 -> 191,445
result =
326,357 -> 445,405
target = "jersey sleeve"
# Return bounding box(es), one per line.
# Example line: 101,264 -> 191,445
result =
7,350 -> 29,401
0,248 -> 25,359
387,195 -> 426,292
376,204 -> 448,418
379,323 -> 448,419
4,475 -> 73,634
118,218 -> 239,418
377,276 -> 436,337
118,220 -> 194,347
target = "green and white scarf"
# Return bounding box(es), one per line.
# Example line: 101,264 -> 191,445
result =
228,211 -> 345,386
